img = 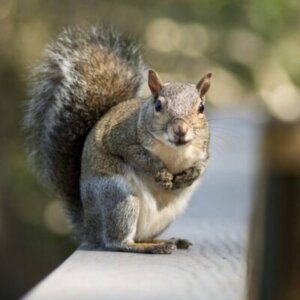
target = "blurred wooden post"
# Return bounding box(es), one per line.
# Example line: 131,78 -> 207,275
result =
247,121 -> 300,300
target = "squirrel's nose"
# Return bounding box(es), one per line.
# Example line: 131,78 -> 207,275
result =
172,119 -> 188,137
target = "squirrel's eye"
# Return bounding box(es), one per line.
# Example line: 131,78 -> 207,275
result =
154,99 -> 162,112
198,102 -> 205,114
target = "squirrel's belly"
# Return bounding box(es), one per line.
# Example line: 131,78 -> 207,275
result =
126,172 -> 196,241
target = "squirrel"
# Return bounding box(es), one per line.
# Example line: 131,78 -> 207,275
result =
25,26 -> 211,254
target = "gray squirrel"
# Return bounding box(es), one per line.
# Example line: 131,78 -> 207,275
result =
25,26 -> 211,254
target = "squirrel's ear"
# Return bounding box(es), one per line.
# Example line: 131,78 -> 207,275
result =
148,69 -> 163,96
196,73 -> 212,99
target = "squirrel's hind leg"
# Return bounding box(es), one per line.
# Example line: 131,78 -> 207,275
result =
81,175 -> 138,248
81,175 -> 176,254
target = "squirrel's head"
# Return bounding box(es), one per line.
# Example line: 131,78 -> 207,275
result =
145,69 -> 211,147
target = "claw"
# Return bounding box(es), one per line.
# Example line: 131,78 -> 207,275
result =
170,238 -> 193,249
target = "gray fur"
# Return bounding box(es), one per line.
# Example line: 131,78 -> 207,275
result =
162,83 -> 199,117
81,175 -> 138,247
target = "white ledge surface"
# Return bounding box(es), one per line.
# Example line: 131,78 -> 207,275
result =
24,110 -> 261,300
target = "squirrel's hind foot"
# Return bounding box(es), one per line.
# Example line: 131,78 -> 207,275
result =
143,238 -> 193,250
104,241 -> 176,254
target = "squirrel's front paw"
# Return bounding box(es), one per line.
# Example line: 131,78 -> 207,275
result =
154,169 -> 173,190
172,166 -> 201,190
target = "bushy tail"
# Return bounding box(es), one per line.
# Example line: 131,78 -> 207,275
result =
24,26 -> 146,231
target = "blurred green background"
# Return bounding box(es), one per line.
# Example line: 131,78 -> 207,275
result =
0,0 -> 300,299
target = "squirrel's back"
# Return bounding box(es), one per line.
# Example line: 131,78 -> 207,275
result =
24,26 -> 146,229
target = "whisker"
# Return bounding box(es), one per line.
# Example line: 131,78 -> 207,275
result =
209,140 -> 227,155
206,116 -> 243,123
209,128 -> 238,139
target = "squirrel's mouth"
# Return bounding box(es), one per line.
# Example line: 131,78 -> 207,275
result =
174,140 -> 189,146
170,138 -> 191,147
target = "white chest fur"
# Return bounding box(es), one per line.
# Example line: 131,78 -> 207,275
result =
125,142 -> 204,241
127,171 -> 198,241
